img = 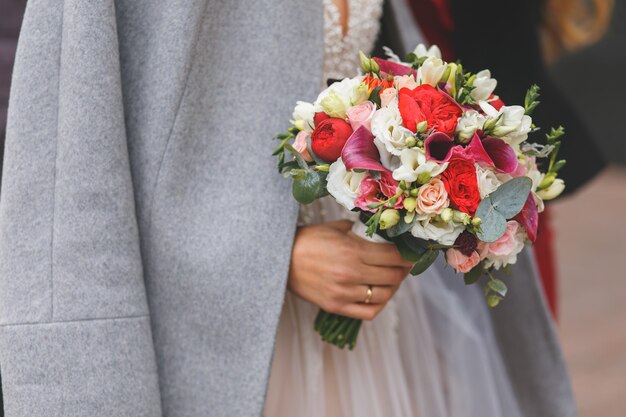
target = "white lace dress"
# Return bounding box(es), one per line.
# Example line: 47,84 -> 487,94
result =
264,2 -> 525,416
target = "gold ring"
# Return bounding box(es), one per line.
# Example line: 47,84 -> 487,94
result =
364,285 -> 373,304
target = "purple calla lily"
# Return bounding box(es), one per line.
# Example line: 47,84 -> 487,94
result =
372,57 -> 416,77
341,125 -> 386,172
513,194 -> 539,242
424,132 -> 455,162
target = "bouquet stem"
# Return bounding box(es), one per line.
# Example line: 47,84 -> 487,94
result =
314,309 -> 362,350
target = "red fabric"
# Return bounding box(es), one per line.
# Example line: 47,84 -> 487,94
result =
407,0 -> 559,319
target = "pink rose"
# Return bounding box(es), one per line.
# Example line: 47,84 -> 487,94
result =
380,87 -> 398,108
394,75 -> 419,91
293,130 -> 313,162
416,178 -> 449,215
354,171 -> 404,212
446,248 -> 481,273
488,221 -> 521,256
346,101 -> 376,132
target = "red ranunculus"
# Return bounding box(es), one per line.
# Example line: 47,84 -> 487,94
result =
313,111 -> 330,127
441,157 -> 481,216
398,84 -> 462,135
311,118 -> 353,162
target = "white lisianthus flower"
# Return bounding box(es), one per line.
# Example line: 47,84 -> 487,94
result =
315,76 -> 365,118
411,219 -> 464,246
456,110 -> 487,142
483,221 -> 526,269
480,101 -> 532,148
371,102 -> 414,167
417,57 -> 446,87
470,70 -> 497,102
393,148 -> 448,183
413,43 -> 442,59
292,101 -> 315,132
327,158 -> 367,210
475,165 -> 502,199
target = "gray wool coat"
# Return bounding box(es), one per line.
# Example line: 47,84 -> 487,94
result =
0,0 -> 576,416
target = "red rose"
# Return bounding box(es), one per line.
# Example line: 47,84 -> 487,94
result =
441,157 -> 481,216
311,118 -> 353,162
398,84 -> 462,135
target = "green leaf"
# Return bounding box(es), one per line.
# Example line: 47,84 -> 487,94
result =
410,249 -> 439,275
284,143 -> 309,170
476,177 -> 532,242
292,170 -> 328,204
386,216 -> 415,238
464,264 -> 483,285
486,294 -> 502,308
487,279 -> 508,297
368,85 -> 383,108
524,84 -> 541,115
393,235 -> 428,262
552,159 -> 566,173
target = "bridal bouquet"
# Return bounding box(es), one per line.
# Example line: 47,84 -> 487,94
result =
273,44 -> 566,349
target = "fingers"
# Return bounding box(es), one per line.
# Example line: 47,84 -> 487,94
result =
333,303 -> 385,321
348,233 -> 415,268
326,219 -> 354,233
348,284 -> 399,305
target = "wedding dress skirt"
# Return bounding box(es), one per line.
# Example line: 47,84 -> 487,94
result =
265,200 -> 525,417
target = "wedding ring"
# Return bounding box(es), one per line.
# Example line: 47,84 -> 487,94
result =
364,285 -> 373,304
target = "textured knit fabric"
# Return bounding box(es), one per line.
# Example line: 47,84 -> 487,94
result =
0,0 -> 575,416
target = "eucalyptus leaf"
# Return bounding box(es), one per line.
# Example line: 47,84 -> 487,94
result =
292,170 -> 328,204
487,279 -> 508,297
410,250 -> 439,276
476,177 -> 532,242
464,264 -> 483,285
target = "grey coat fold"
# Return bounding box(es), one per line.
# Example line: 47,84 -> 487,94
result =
0,1 -> 575,416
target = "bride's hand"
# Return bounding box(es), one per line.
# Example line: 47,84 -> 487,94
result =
288,220 -> 414,321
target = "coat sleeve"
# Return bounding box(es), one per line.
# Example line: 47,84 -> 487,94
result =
0,1 -> 162,416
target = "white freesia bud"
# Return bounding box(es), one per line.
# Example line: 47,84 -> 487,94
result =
417,56 -> 446,87
537,178 -> 565,200
380,209 -> 401,230
440,208 -> 454,222
470,70 -> 497,102
479,101 -> 532,148
416,120 -> 428,133
403,197 -> 417,212
413,43 -> 442,59
326,158 -> 367,210
292,101 -> 315,132
456,110 -> 487,143
453,210 -> 471,225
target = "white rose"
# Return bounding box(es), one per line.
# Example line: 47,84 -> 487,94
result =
292,101 -> 315,132
417,57 -> 446,87
413,44 -> 442,59
393,148 -> 448,183
470,70 -> 497,102
456,110 -> 486,142
327,158 -> 367,211
315,76 -> 365,118
475,165 -> 502,199
411,219 -> 464,246
480,101 -> 532,148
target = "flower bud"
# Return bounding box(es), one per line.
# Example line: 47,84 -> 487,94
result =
417,172 -> 431,185
538,173 -> 556,190
359,51 -> 371,72
353,83 -> 369,105
417,139 -> 424,148
440,208 -> 454,222
537,178 -> 565,200
471,217 -> 482,227
416,120 -> 428,133
410,188 -> 420,198
320,92 -> 348,118
370,58 -> 380,74
492,125 -> 518,137
294,120 -> 306,131
379,209 -> 401,230
439,64 -> 451,84
399,180 -> 407,190
405,137 -> 417,147
453,210 -> 471,225
403,197 -> 417,212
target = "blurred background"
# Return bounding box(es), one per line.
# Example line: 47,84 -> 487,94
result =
1,0 -> 625,416
550,2 -> 626,415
